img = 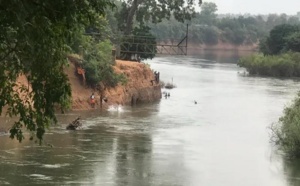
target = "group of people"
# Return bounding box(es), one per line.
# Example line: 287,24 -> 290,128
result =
163,91 -> 170,99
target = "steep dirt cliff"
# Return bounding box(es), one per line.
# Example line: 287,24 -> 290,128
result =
68,60 -> 161,110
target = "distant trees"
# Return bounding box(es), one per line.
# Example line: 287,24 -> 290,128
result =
260,24 -> 300,55
196,2 -> 218,26
285,32 -> 300,52
238,24 -> 300,77
148,3 -> 300,46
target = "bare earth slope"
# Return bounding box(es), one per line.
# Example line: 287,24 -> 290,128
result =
67,60 -> 161,110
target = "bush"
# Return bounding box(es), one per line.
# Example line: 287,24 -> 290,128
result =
238,52 -> 300,77
79,39 -> 127,88
271,93 -> 300,158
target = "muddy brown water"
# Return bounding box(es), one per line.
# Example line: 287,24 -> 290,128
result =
1,51 -> 300,185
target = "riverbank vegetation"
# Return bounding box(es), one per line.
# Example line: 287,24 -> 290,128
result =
0,0 -> 120,142
238,52 -> 300,77
238,24 -> 300,77
237,23 -> 300,158
71,22 -> 127,88
0,0 -> 204,142
271,94 -> 300,158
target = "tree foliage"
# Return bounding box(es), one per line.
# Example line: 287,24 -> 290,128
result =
148,3 -> 300,46
284,31 -> 300,53
120,25 -> 157,60
271,93 -> 300,158
110,0 -> 202,60
70,15 -> 127,88
0,0 -> 114,142
81,38 -> 127,88
116,0 -> 202,35
263,24 -> 300,55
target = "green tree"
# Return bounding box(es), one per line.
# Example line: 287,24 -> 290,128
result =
197,2 -> 218,26
0,0 -> 114,142
116,0 -> 202,35
262,24 -> 299,55
271,91 -> 300,158
285,32 -> 300,52
201,26 -> 219,45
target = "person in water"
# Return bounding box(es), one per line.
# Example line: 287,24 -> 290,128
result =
90,93 -> 95,108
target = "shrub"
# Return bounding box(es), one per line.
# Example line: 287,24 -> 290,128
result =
238,52 -> 300,77
271,93 -> 300,158
80,39 -> 127,88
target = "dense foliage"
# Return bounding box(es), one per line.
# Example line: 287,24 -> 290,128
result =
109,0 -> 202,60
150,2 -> 300,46
115,0 -> 202,35
238,52 -> 300,77
238,23 -> 300,77
0,0 -> 114,142
271,93 -> 300,158
71,17 -> 127,88
260,24 -> 300,55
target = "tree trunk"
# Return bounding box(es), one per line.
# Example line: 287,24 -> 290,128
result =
124,0 -> 143,35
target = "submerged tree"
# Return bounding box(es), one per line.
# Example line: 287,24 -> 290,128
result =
0,0 -> 114,142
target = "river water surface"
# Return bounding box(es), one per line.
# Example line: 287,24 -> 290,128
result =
1,52 -> 300,186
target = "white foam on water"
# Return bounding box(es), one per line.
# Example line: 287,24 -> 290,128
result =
107,105 -> 124,112
0,180 -> 10,185
29,174 -> 52,180
78,139 -> 92,142
42,163 -> 70,168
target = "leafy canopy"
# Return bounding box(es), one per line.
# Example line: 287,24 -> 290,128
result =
0,0 -> 114,142
112,0 -> 202,60
260,24 -> 300,55
116,0 -> 202,33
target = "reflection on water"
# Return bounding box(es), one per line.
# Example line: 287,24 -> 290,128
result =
284,159 -> 300,186
1,52 -> 300,185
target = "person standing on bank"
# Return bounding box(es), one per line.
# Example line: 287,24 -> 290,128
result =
90,93 -> 95,108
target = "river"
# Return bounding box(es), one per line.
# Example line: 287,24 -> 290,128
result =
1,51 -> 300,186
